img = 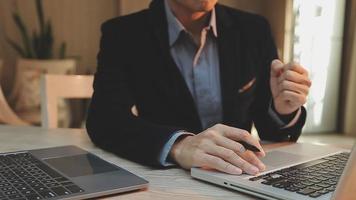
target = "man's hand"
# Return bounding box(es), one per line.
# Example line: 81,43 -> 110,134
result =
270,59 -> 312,115
170,124 -> 266,175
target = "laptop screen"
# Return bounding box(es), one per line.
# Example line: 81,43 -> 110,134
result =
332,143 -> 356,199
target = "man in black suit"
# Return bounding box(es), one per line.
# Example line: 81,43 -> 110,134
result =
87,0 -> 311,175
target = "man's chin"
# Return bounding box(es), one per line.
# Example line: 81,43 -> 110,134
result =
198,2 -> 215,11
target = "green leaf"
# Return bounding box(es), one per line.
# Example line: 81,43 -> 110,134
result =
59,42 -> 66,59
12,12 -> 36,58
44,20 -> 53,59
9,1 -> 66,60
6,37 -> 26,57
35,0 -> 45,35
32,30 -> 41,58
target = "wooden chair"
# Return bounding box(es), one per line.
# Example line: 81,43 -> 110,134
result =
40,74 -> 139,129
0,82 -> 28,126
40,74 -> 94,129
9,59 -> 76,125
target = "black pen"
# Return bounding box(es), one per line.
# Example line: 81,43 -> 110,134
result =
238,141 -> 261,152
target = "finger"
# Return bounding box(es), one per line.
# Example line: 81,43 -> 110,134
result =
204,145 -> 260,175
199,153 -> 243,175
239,151 -> 266,171
277,90 -> 307,106
286,62 -> 309,76
270,59 -> 284,77
212,125 -> 265,157
278,80 -> 309,96
213,134 -> 247,154
278,70 -> 312,87
213,134 -> 265,171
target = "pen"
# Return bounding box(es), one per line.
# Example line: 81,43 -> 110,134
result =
238,141 -> 261,152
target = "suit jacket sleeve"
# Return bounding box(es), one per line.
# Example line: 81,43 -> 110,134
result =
252,18 -> 307,142
86,21 -> 183,167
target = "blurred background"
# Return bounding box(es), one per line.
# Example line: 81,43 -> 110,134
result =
0,0 -> 355,137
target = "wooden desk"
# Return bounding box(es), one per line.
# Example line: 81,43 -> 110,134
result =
0,125 -> 354,200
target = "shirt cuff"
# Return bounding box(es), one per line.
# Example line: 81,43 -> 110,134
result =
158,130 -> 194,167
268,101 -> 302,129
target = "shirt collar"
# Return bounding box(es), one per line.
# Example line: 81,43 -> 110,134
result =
164,0 -> 218,46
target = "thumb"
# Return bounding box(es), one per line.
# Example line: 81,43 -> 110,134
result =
270,59 -> 284,77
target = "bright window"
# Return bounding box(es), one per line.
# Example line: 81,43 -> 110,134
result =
293,0 -> 346,133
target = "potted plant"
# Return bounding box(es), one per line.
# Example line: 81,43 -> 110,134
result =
6,0 -> 75,127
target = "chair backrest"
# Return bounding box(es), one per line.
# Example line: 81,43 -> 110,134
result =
40,74 -> 94,129
9,59 -> 76,103
0,82 -> 28,126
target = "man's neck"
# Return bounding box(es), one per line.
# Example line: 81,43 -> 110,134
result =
167,0 -> 211,36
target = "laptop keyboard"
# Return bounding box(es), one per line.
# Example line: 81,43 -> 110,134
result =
249,152 -> 350,198
0,152 -> 84,200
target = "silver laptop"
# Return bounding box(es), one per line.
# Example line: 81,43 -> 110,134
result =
192,142 -> 356,200
0,145 -> 148,200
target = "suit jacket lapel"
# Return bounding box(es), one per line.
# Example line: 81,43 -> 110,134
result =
216,5 -> 242,125
148,0 -> 202,130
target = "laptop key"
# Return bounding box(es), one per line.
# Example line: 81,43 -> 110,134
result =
272,183 -> 285,188
61,181 -> 74,186
54,177 -> 68,182
36,164 -> 61,178
300,181 -> 315,186
1,186 -> 15,191
322,174 -> 336,179
316,183 -> 330,188
261,181 -> 273,185
42,179 -> 55,184
292,183 -> 307,189
4,190 -> 18,195
65,185 -> 84,193
32,186 -> 48,192
309,179 -> 321,184
46,183 -> 60,188
324,180 -> 337,185
272,180 -> 293,189
309,186 -> 323,191
319,189 -> 331,194
8,194 -> 23,199
29,183 -> 43,188
248,176 -> 262,181
51,187 -> 71,196
297,188 -> 316,195
0,183 -> 10,187
264,177 -> 286,185
25,194 -> 42,200
326,186 -> 336,192
38,190 -> 56,198
21,189 -> 36,195
315,176 -> 328,181
309,192 -> 322,198
17,186 -> 30,191
285,187 -> 299,192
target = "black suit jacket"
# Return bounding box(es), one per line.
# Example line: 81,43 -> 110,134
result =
86,0 -> 306,167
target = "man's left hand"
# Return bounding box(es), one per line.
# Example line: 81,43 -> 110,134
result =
270,59 -> 312,115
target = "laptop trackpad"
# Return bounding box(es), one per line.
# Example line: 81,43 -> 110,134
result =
261,151 -> 307,168
45,154 -> 119,177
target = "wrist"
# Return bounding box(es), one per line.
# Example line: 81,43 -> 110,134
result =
272,102 -> 299,123
170,134 -> 193,163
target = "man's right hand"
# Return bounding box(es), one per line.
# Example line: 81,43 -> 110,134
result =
170,124 -> 266,175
